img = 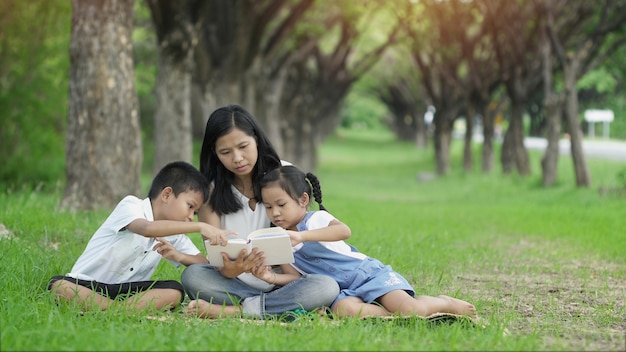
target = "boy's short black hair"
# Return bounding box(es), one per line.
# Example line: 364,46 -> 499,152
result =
148,161 -> 209,203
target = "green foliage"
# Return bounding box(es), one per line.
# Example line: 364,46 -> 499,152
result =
1,130 -> 624,351
577,67 -> 617,94
0,0 -> 71,189
340,90 -> 389,130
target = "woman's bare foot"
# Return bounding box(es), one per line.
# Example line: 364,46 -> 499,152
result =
185,299 -> 241,319
438,295 -> 477,318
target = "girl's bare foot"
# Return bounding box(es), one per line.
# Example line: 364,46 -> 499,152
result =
185,299 -> 240,318
438,295 -> 477,318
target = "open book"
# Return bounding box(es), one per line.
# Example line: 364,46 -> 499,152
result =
204,227 -> 295,267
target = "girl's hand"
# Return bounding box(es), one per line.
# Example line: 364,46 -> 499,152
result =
250,265 -> 274,283
242,247 -> 265,272
153,238 -> 181,262
287,230 -> 304,246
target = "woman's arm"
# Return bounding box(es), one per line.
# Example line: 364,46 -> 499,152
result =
198,202 -> 221,226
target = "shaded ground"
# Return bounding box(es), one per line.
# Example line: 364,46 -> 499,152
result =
458,237 -> 626,351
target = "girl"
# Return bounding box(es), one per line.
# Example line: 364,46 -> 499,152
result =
181,105 -> 338,319
253,165 -> 478,319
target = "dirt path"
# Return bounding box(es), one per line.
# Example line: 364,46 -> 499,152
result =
457,237 -> 625,351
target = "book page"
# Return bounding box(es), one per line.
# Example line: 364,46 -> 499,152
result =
247,227 -> 287,239
249,234 -> 294,266
204,239 -> 247,267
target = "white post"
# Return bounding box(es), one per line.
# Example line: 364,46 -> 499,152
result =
584,109 -> 613,140
603,121 -> 610,139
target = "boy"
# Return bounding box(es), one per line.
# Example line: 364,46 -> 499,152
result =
48,161 -> 233,312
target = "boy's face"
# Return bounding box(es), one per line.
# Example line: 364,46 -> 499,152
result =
160,189 -> 204,222
261,184 -> 308,231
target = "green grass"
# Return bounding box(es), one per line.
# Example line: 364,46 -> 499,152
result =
1,129 -> 625,351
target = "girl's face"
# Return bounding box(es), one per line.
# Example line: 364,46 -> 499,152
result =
215,127 -> 258,178
261,184 -> 308,231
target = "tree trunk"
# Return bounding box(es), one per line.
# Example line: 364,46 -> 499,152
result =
541,95 -> 561,186
463,105 -> 474,172
480,102 -> 495,173
152,51 -> 194,172
540,29 -> 561,187
147,0 -> 196,173
61,0 -> 141,211
415,109 -> 428,149
433,111 -> 454,175
500,120 -> 515,175
563,64 -> 591,187
502,101 -> 530,175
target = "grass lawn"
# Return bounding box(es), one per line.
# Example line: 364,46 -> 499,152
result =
1,129 -> 624,351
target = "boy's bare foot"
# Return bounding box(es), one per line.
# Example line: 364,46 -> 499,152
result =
185,299 -> 240,319
438,295 -> 477,318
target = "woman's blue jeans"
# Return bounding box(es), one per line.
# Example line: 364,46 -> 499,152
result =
181,264 -> 339,318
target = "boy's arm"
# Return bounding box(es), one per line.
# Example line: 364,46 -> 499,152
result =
126,218 -> 234,245
288,219 -> 351,246
153,238 -> 208,265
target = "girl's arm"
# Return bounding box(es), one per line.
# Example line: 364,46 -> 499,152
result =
288,219 -> 351,246
250,264 -> 301,286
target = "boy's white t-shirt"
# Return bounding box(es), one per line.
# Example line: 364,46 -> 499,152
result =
67,196 -> 201,284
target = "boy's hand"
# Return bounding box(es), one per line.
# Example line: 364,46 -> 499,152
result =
153,237 -> 182,262
201,224 -> 235,246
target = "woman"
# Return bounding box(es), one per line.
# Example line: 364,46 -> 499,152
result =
181,105 -> 338,319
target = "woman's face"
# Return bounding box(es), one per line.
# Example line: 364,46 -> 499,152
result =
214,127 -> 258,178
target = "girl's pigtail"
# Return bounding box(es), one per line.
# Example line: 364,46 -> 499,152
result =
305,172 -> 327,211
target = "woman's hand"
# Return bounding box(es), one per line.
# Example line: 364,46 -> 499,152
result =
219,247 -> 266,278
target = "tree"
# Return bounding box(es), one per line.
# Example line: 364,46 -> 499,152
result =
544,0 -> 626,187
405,0 -> 474,175
540,7 -> 563,186
483,0 -> 543,176
146,0 -> 201,173
61,0 -> 142,211
277,1 -> 400,170
369,49 -> 429,147
191,0 -> 314,156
